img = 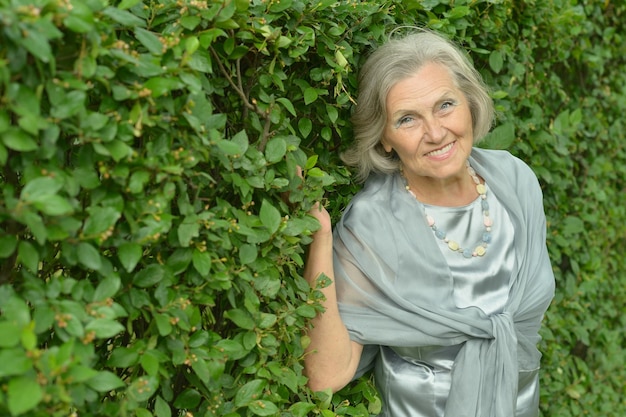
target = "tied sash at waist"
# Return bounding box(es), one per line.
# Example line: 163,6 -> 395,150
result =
445,312 -> 518,417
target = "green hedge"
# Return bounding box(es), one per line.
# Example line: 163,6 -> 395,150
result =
0,0 -> 624,416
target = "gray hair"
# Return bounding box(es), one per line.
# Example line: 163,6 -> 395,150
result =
342,30 -> 495,182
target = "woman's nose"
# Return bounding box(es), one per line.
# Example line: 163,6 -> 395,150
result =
423,116 -> 446,142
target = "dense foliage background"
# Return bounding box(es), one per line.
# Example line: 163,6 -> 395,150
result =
0,0 -> 624,416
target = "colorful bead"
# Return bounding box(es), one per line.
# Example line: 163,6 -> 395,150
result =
402,160 -> 493,259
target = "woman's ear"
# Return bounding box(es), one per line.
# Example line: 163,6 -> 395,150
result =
381,137 -> 393,153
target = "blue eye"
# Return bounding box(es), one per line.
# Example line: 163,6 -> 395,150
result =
395,115 -> 415,128
440,100 -> 456,110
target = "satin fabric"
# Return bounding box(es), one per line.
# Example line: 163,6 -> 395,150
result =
333,148 -> 555,417
374,347 -> 540,417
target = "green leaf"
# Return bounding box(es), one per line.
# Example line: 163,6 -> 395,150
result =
32,195 -> 74,216
214,339 -> 248,360
18,210 -> 47,244
234,379 -> 267,407
334,49 -> 348,68
480,122 -> 515,150
154,313 -> 173,336
269,0 -> 292,12
21,27 -> 53,63
248,400 -> 279,416
107,347 -> 139,368
173,389 -> 202,410
7,376 -> 43,416
0,234 -> 18,258
0,348 -> 32,378
325,104 -> 339,123
553,109 -> 570,135
257,313 -> 277,329
4,297 -> 32,327
305,155 -> 318,170
143,77 -> 185,97
185,36 -> 200,55
224,308 -> 255,330
17,241 -> 39,272
20,176 -> 63,202
64,11 -> 95,33
77,242 -> 103,270
191,357 -> 212,381
277,97 -> 296,116
260,200 -> 281,234
87,370 -> 125,392
21,324 -> 36,350
135,28 -> 163,55
265,136 -> 287,163
1,128 -> 38,151
180,15 -> 202,30
178,216 -> 200,247
66,365 -> 99,383
304,87 -> 318,105
105,139 -> 134,161
295,304 -> 317,318
445,5 -> 470,19
51,90 -> 86,119
93,274 -> 121,301
83,206 -> 121,237
0,143 -> 7,165
166,249 -> 193,275
307,167 -> 324,177
562,216 -> 585,237
187,49 -> 213,72
85,318 -> 125,338
0,110 -> 8,132
489,50 -> 504,73
289,402 -> 317,417
0,322 -> 21,348
102,7 -> 146,27
128,376 -> 159,402
131,54 -> 164,77
198,28 -> 227,47
216,139 -> 243,156
118,242 -> 143,272
118,0 -> 141,9
63,315 -> 85,338
140,350 -> 160,376
192,249 -> 211,276
155,395 -> 172,417
132,264 -> 165,288
239,243 -> 257,264
298,118 -> 312,138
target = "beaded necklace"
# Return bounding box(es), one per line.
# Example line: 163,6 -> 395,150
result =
402,160 -> 492,258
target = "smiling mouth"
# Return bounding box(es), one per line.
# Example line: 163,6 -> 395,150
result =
426,142 -> 454,157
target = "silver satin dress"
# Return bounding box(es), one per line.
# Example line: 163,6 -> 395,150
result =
353,185 -> 540,417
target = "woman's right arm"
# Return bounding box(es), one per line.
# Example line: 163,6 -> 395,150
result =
303,204 -> 363,393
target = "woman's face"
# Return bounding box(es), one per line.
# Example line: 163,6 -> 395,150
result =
382,62 -> 474,187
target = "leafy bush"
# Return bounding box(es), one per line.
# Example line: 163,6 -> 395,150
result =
0,0 -> 623,416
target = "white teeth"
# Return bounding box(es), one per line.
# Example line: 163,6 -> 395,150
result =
427,142 -> 453,157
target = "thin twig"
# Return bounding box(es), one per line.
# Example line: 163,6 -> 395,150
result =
209,45 -> 273,151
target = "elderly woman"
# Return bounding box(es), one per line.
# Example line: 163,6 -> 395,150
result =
303,31 -> 555,417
